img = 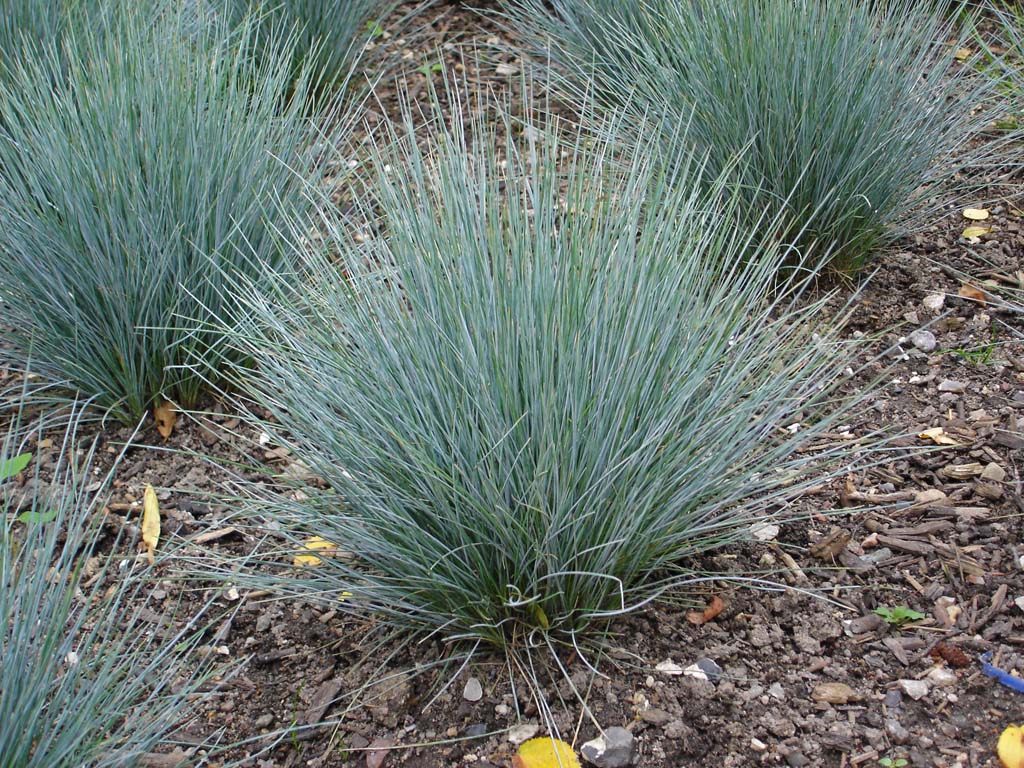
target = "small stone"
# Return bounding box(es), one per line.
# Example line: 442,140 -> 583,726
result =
748,625 -> 773,647
845,613 -> 884,635
463,677 -> 483,702
897,679 -> 930,700
763,713 -> 796,738
885,718 -> 910,745
860,548 -> 893,567
981,462 -> 1007,483
366,738 -> 394,768
254,713 -> 274,728
664,720 -> 694,740
785,753 -> 809,768
1015,596 -> 1024,613
909,329 -> 937,352
580,727 -> 635,768
682,663 -> 708,682
750,737 -> 768,752
883,689 -> 902,709
922,293 -> 945,312
750,522 -> 780,541
811,682 -> 858,705
464,723 -> 488,738
938,379 -> 966,394
639,707 -> 673,726
656,659 -> 683,676
506,723 -> 539,745
927,667 -> 958,688
695,658 -> 723,682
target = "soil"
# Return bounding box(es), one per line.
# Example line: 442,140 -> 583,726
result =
6,2 -> 1024,767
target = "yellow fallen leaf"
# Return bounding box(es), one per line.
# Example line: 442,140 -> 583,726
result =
963,207 -> 990,221
961,225 -> 989,239
514,738 -> 581,768
293,536 -> 337,567
142,484 -> 160,565
153,400 -> 177,440
918,427 -> 958,446
954,47 -> 972,62
998,724 -> 1024,768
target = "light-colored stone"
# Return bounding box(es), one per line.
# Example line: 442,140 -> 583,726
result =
463,677 -> 483,702
655,659 -> 683,676
581,727 -> 635,768
811,682 -> 858,705
909,329 -> 937,352
750,522 -> 780,541
506,722 -> 539,745
922,293 -> 945,312
683,663 -> 708,682
938,379 -> 966,394
926,667 -> 958,688
897,679 -> 930,700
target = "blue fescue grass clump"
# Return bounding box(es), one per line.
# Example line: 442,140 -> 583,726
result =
223,0 -> 397,95
0,1 -> 324,424
215,101 -> 878,667
989,4 -> 1024,139
504,0 -> 993,271
0,0 -> 82,75
0,404 -> 216,768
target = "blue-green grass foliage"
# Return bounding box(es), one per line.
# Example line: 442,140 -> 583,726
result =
223,0 -> 398,96
504,0 -> 993,271
0,0 -> 322,422
215,101 -> 879,663
0,403 -> 217,767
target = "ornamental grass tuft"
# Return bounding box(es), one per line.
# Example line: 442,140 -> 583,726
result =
989,3 -> 1024,148
214,101 -> 880,674
503,0 -> 992,271
222,0 -> 397,95
0,0 -> 86,76
0,0 -> 326,423
0,402 -> 217,768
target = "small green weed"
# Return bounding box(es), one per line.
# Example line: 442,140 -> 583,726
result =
874,605 -> 926,627
0,452 -> 31,482
952,325 -> 998,366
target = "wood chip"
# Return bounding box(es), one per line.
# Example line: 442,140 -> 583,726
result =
883,637 -> 911,666
810,528 -> 852,560
875,535 -> 933,555
192,526 -> 240,544
303,676 -> 344,725
140,749 -> 191,768
939,462 -> 984,480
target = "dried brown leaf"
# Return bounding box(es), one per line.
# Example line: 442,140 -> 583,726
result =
686,595 -> 725,625
154,400 -> 177,439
